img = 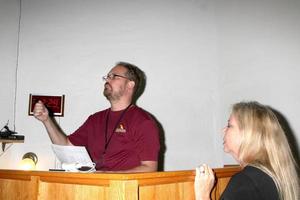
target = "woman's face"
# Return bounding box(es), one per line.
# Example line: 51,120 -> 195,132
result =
223,114 -> 243,160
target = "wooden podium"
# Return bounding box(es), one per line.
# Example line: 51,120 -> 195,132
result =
0,167 -> 240,200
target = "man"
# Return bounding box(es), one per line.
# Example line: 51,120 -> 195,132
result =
33,62 -> 160,172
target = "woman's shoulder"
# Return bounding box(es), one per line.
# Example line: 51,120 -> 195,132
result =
236,166 -> 277,189
241,166 -> 275,184
223,165 -> 279,200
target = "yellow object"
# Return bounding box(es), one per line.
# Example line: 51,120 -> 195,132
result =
19,152 -> 38,170
19,158 -> 36,170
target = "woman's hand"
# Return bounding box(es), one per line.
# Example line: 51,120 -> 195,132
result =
194,164 -> 215,200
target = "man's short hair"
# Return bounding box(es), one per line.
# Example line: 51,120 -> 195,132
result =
116,62 -> 146,100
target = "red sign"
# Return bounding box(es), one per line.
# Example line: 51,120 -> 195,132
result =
28,94 -> 65,116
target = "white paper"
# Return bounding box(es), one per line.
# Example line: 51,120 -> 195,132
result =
51,144 -> 94,166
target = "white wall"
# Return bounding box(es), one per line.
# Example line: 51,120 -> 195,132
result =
216,0 -> 300,164
0,0 -> 299,170
0,0 -> 20,164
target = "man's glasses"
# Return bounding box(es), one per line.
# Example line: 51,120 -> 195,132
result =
102,73 -> 130,81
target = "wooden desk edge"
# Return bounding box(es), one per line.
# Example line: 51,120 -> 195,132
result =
0,167 -> 241,186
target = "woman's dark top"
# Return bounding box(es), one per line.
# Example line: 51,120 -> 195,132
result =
220,166 -> 279,200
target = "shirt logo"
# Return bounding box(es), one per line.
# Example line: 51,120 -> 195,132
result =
115,123 -> 126,133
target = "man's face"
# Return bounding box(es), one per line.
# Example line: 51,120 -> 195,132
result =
103,65 -> 130,101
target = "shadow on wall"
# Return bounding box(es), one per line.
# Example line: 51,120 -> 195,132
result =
272,108 -> 300,173
150,114 -> 166,171
132,64 -> 166,171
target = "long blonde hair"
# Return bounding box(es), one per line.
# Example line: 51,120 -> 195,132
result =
232,101 -> 299,200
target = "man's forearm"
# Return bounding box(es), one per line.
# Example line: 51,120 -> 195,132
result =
43,118 -> 70,145
104,161 -> 158,173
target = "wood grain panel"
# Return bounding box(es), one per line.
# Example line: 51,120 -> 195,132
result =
139,181 -> 195,200
0,167 -> 240,200
0,176 -> 38,200
38,182 -> 109,200
109,180 -> 138,200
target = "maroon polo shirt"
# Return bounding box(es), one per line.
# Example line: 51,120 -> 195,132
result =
68,106 -> 160,171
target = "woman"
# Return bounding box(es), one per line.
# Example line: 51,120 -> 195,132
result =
195,101 -> 299,200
